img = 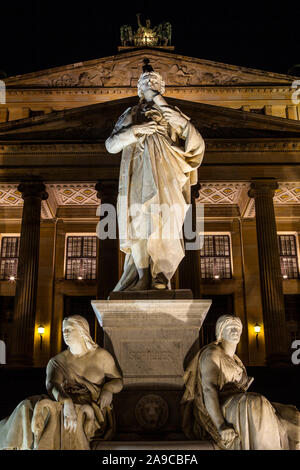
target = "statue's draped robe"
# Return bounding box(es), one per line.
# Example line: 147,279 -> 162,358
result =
0,350 -> 114,450
181,344 -> 300,450
105,97 -> 205,291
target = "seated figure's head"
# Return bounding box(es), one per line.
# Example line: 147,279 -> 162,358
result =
137,71 -> 165,99
215,315 -> 243,345
62,315 -> 97,352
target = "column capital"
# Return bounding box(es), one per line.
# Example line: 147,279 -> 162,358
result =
248,178 -> 278,199
95,180 -> 118,205
18,182 -> 48,201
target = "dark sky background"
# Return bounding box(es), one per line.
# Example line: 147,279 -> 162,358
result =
1,0 -> 299,78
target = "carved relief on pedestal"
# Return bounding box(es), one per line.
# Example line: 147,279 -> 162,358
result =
135,394 -> 169,431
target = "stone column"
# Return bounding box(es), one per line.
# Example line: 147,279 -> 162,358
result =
248,178 -> 289,365
95,181 -> 119,300
179,183 -> 201,298
10,182 -> 48,367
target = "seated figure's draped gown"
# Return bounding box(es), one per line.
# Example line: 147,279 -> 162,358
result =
105,97 -> 205,291
182,344 -> 300,450
0,349 -> 114,450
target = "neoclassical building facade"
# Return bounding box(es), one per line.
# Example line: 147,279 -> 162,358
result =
0,47 -> 300,368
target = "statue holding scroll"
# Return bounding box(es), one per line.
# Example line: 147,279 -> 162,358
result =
105,59 -> 205,291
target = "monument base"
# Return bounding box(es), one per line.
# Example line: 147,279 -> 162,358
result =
92,295 -> 211,439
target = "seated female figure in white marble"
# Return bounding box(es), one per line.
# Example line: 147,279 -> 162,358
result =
182,315 -> 300,450
0,315 -> 123,450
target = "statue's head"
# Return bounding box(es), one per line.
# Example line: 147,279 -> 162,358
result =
215,314 -> 243,345
62,315 -> 97,352
137,71 -> 165,99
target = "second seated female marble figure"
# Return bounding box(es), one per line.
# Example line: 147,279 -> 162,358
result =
181,315 -> 300,450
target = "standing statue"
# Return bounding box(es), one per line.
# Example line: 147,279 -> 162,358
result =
105,59 -> 205,291
0,315 -> 123,450
162,22 -> 172,46
181,315 -> 300,450
120,15 -> 172,48
155,22 -> 172,46
120,24 -> 133,46
134,14 -> 158,47
153,23 -> 163,45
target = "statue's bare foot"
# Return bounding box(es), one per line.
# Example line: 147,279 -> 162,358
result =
151,273 -> 168,290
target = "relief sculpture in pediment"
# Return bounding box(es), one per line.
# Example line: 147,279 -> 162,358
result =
38,63 -> 115,87
132,60 -> 251,86
15,57 -> 252,88
6,52 -> 290,88
190,70 -> 246,85
166,63 -> 252,86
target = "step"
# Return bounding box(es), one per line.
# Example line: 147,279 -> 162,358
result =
93,440 -> 217,450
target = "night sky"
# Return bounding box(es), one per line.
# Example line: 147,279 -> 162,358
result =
1,0 -> 299,78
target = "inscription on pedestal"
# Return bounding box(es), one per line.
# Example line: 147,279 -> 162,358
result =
92,298 -> 212,387
121,341 -> 182,376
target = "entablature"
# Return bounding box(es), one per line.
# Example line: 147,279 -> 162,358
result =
1,181 -> 300,221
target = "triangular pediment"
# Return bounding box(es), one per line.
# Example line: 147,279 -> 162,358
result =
3,48 -> 297,88
1,96 -> 300,141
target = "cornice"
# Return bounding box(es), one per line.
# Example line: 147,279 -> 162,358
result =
5,85 -> 296,96
206,140 -> 300,152
0,143 -> 106,155
1,140 -> 300,155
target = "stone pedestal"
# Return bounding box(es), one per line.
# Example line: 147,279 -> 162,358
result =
92,297 -> 211,440
92,298 -> 211,389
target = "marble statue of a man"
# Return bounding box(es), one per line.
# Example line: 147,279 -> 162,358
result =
105,60 -> 205,291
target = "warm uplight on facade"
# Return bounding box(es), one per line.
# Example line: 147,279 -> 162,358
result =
9,275 -> 15,281
283,274 -> 288,279
78,276 -> 83,280
214,274 -> 220,279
